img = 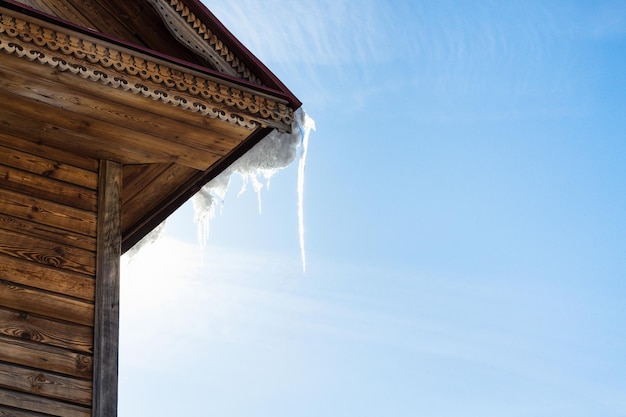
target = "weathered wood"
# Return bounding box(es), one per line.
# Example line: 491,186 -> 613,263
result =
121,163 -> 198,232
0,307 -> 93,353
0,53 -> 253,141
0,335 -> 92,379
0,213 -> 96,252
0,188 -> 97,238
0,362 -> 92,405
92,160 -> 121,417
0,164 -> 97,212
0,89 -> 224,171
0,132 -> 99,172
0,229 -> 96,276
122,163 -> 173,205
122,126 -> 273,252
0,143 -> 98,190
0,107 -> 154,166
0,254 -> 95,302
0,387 -> 91,417
0,279 -> 94,327
0,405 -> 51,417
0,66 -> 242,155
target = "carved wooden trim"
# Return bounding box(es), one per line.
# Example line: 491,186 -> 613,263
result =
147,0 -> 261,84
0,9 -> 293,131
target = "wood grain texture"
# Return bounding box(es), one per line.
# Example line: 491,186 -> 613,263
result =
0,387 -> 90,417
0,254 -> 94,302
0,188 -> 96,238
0,164 -> 97,212
0,69 -> 241,156
0,335 -> 92,379
0,279 -> 94,327
0,88 -> 223,171
0,132 -> 99,172
0,405 -> 51,417
0,144 -> 98,190
92,160 -> 121,417
0,213 -> 96,252
0,307 -> 92,353
0,362 -> 92,405
121,163 -> 198,232
0,229 -> 96,276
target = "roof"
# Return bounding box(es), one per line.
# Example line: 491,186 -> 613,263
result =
0,0 -> 302,251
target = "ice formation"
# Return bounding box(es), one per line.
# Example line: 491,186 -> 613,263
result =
192,108 -> 315,271
125,108 -> 314,270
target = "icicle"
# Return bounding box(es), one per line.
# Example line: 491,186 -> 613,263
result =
296,110 -> 316,273
191,108 -> 314,272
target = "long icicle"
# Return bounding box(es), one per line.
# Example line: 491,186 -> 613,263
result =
296,110 -> 316,273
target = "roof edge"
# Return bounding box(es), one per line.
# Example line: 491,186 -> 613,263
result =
0,0 -> 300,107
184,0 -> 302,109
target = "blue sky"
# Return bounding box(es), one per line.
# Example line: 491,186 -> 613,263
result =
119,1 -> 625,416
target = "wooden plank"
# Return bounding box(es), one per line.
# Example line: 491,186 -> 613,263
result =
0,228 -> 96,276
0,68 -> 242,155
92,160 -> 121,417
0,54 -> 252,142
0,279 -> 94,327
0,307 -> 92,353
0,143 -> 98,190
0,107 -> 153,166
0,254 -> 95,302
0,387 -> 90,417
0,132 -> 99,172
0,88 -> 223,171
122,163 -> 172,205
121,163 -> 198,232
0,188 -> 97,238
0,404 -> 54,417
0,164 -> 97,212
122,126 -> 273,252
0,362 -> 92,405
0,213 -> 96,252
0,336 -> 92,379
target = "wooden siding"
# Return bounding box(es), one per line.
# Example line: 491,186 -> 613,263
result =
0,139 -> 96,415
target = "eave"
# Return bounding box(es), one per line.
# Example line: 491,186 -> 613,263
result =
0,1 -> 301,252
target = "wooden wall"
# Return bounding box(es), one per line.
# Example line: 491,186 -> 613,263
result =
0,132 -> 98,416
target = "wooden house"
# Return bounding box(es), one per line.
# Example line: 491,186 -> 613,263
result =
0,0 -> 301,415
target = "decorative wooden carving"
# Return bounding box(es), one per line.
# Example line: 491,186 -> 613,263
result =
0,9 -> 294,131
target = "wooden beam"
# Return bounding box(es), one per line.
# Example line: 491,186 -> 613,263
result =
92,160 -> 121,417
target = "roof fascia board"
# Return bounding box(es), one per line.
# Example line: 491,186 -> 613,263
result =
0,0 -> 298,106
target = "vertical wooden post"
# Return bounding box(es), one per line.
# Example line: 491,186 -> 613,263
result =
93,160 -> 122,417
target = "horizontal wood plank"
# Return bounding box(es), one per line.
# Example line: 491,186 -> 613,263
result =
0,387 -> 90,417
0,254 -> 95,302
0,144 -> 97,190
0,132 -> 99,172
0,404 -> 54,417
0,228 -> 96,276
0,69 -> 242,155
0,213 -> 96,253
0,336 -> 92,379
0,362 -> 92,405
0,188 -> 96,238
0,307 -> 92,354
0,88 -> 223,171
0,279 -> 94,327
0,164 -> 97,213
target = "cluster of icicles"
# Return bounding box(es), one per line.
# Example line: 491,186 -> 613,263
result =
127,108 -> 315,272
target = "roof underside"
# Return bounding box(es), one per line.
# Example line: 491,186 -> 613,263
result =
0,0 -> 301,250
